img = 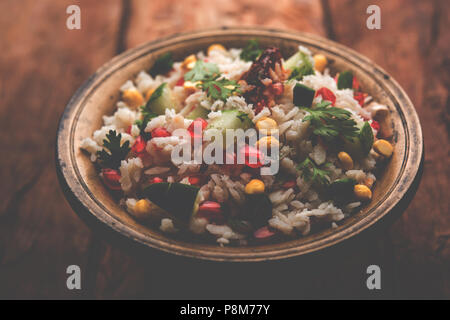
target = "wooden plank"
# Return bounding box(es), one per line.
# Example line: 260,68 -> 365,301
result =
124,0 -> 325,48
0,0 -> 123,298
327,0 -> 450,298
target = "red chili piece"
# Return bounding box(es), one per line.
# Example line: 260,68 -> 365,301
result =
315,87 -> 336,106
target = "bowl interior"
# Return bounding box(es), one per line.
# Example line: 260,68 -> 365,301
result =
59,28 -> 421,261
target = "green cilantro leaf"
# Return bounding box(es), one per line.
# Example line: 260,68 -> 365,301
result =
135,105 -> 157,140
240,39 -> 263,62
288,52 -> 314,80
97,130 -> 131,169
359,121 -> 374,155
302,101 -> 359,142
297,157 -> 331,187
198,77 -> 241,101
184,60 -> 220,82
150,52 -> 173,77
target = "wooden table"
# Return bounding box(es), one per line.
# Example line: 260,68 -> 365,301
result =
0,0 -> 448,299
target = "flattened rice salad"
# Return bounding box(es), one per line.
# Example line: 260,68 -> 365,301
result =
81,41 -> 394,246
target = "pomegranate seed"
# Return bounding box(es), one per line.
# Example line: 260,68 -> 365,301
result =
197,201 -> 223,222
188,175 -> 204,186
239,145 -> 265,168
254,226 -> 276,239
148,177 -> 164,184
188,118 -> 208,140
198,201 -> 221,213
315,87 -> 336,106
282,180 -> 296,189
131,135 -> 146,154
151,127 -> 171,138
352,76 -> 360,91
370,120 -> 380,131
271,82 -> 284,95
354,92 -> 366,107
101,168 -> 122,190
175,77 -> 185,86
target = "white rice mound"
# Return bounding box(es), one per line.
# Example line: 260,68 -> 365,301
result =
80,45 -> 385,246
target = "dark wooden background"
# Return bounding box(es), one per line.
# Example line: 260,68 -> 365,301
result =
0,0 -> 448,299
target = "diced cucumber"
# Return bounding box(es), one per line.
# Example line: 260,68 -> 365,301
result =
241,194 -> 273,228
337,71 -> 353,89
206,109 -> 253,145
284,51 -> 303,71
142,182 -> 200,223
284,50 -> 314,80
293,83 -> 315,108
186,106 -> 209,120
145,83 -> 178,115
342,121 -> 374,158
328,178 -> 357,204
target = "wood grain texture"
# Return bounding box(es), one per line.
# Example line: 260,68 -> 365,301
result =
0,0 -> 123,299
0,0 -> 448,299
327,0 -> 450,299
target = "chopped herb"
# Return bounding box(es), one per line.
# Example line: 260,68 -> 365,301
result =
97,130 -> 131,169
302,101 -> 359,142
132,83 -> 166,138
149,52 -> 173,77
184,60 -> 220,82
135,105 -> 157,139
288,52 -> 314,80
297,157 -> 331,187
240,39 -> 263,62
337,71 -> 353,89
197,77 -> 241,101
359,121 -> 374,155
145,82 -> 166,108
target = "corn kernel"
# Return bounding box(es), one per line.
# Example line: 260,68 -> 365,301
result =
255,117 -> 278,134
133,199 -> 152,219
145,88 -> 155,101
122,89 -> 144,108
245,179 -> 265,194
207,44 -> 226,55
313,54 -> 327,73
338,151 -> 354,170
354,184 -> 372,201
182,54 -> 197,70
373,139 -> 394,158
256,136 -> 280,150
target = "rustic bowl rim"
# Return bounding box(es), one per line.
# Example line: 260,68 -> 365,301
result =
56,27 -> 423,262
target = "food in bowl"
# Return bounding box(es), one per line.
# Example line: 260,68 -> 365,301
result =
80,40 -> 394,246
